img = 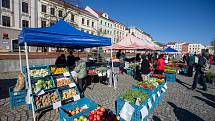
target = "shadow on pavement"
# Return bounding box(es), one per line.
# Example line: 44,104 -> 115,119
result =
193,96 -> 215,108
152,115 -> 161,121
176,79 -> 191,89
0,78 -> 17,99
168,102 -> 204,121
196,90 -> 215,102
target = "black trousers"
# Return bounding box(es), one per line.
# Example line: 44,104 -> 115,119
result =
75,78 -> 86,97
154,70 -> 164,75
188,65 -> 193,77
192,71 -> 207,90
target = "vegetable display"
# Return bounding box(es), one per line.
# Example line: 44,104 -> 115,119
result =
51,67 -> 68,75
34,91 -> 59,109
56,78 -> 72,87
29,69 -> 49,77
164,66 -> 176,74
120,90 -> 149,105
61,88 -> 77,100
150,74 -> 165,79
32,78 -> 54,93
135,78 -> 164,90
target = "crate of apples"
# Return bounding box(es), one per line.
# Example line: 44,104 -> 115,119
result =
65,107 -> 86,116
87,106 -> 106,121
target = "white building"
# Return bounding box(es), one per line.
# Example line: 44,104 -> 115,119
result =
205,46 -> 214,55
112,20 -> 127,43
188,43 -> 205,54
0,0 -> 37,51
128,27 -> 153,42
85,6 -> 114,41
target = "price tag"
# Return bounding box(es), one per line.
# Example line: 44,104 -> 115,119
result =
152,94 -> 156,101
63,72 -> 70,77
53,101 -> 62,109
71,71 -> 77,78
69,83 -> 76,88
140,106 -> 148,121
161,88 -> 166,93
164,83 -> 168,89
157,91 -> 160,97
73,95 -> 80,101
120,102 -> 134,121
37,90 -> 45,96
147,99 -> 152,109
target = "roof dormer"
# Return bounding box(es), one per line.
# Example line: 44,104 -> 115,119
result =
102,13 -> 109,19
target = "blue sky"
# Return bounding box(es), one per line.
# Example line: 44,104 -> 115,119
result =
78,0 -> 215,45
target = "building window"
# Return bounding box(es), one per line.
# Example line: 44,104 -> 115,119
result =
87,20 -> 89,26
58,10 -> 63,17
71,14 -> 74,21
2,16 -> 10,27
108,23 -> 109,27
82,18 -> 85,24
50,8 -> 55,16
41,5 -> 46,13
50,22 -> 55,26
41,21 -> 46,28
22,20 -> 29,28
105,22 -> 106,26
100,20 -> 102,25
22,2 -> 28,13
92,21 -> 94,28
2,0 -> 10,9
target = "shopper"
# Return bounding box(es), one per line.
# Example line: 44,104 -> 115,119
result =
140,54 -> 151,80
67,50 -> 76,71
116,50 -> 121,59
191,54 -> 207,91
155,54 -> 165,75
55,54 -> 67,66
209,54 -> 213,68
187,54 -> 195,77
73,59 -> 87,97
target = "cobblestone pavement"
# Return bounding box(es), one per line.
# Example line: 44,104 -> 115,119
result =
0,66 -> 215,121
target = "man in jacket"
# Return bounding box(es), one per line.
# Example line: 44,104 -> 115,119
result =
188,54 -> 195,77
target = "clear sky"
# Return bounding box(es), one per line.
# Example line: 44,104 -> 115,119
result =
78,0 -> 215,45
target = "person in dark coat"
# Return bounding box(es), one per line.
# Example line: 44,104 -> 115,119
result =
116,50 -> 121,59
187,54 -> 195,77
140,54 -> 151,81
55,54 -> 67,66
67,50 -> 76,71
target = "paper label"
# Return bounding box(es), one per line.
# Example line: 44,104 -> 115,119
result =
147,99 -> 152,109
120,102 -> 135,121
140,106 -> 148,121
157,91 -> 161,97
69,83 -> 76,88
37,90 -> 45,96
53,101 -> 62,109
164,83 -> 167,89
73,95 -> 80,101
71,71 -> 77,78
152,94 -> 156,101
63,72 -> 70,77
161,88 -> 166,93
98,73 -> 103,77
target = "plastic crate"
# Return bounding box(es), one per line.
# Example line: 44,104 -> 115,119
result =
126,69 -> 134,76
9,86 -> 27,109
52,75 -> 73,88
59,97 -> 97,121
23,65 -> 50,78
58,85 -> 80,103
31,75 -> 56,94
32,89 -> 61,112
165,73 -> 176,82
131,82 -> 165,94
153,88 -> 166,106
116,96 -> 152,121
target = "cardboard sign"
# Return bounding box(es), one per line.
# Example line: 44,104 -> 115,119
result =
147,99 -> 152,109
120,102 -> 135,121
53,101 -> 62,109
63,72 -> 70,77
140,106 -> 148,121
69,83 -> 76,88
73,95 -> 80,101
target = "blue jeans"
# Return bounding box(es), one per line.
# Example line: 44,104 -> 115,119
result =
192,71 -> 207,90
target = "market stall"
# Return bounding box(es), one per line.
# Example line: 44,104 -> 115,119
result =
17,19 -> 112,121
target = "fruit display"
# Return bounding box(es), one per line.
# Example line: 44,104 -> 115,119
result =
120,90 -> 149,105
135,78 -> 164,90
150,74 -> 165,79
32,78 -> 54,93
56,78 -> 72,87
51,66 -> 68,75
64,105 -> 88,116
61,88 -> 78,100
74,116 -> 89,121
29,69 -> 49,77
164,66 -> 176,74
34,91 -> 59,109
87,106 -> 106,121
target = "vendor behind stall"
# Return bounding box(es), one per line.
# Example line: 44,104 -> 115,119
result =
67,50 -> 76,71
55,54 -> 67,66
72,58 -> 87,97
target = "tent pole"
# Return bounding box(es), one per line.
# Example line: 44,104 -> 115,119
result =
19,46 -> 22,73
25,42 -> 36,121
